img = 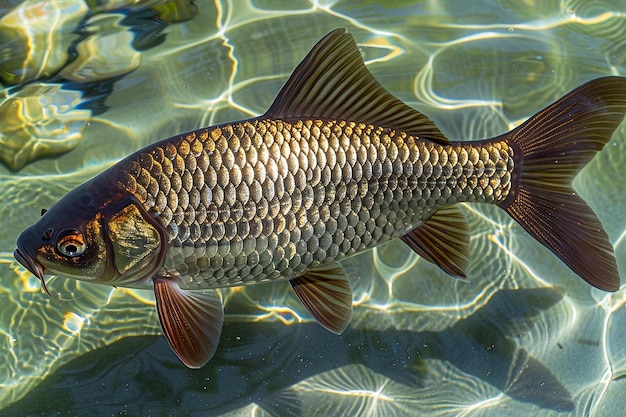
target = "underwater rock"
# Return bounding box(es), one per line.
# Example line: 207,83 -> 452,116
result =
0,0 -> 89,85
60,14 -> 142,82
85,0 -> 199,23
150,0 -> 199,23
0,83 -> 91,170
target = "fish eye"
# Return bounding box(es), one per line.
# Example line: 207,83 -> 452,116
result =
56,230 -> 86,258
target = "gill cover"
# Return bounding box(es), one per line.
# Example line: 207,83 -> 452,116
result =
104,201 -> 165,286
15,180 -> 166,288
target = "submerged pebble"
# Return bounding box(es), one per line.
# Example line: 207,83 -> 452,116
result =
0,83 -> 91,170
60,13 -> 142,82
0,0 -> 89,85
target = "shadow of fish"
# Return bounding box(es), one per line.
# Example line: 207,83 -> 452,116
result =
1,287 -> 572,416
13,28 -> 626,368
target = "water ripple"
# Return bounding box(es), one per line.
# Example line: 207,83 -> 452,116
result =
0,0 -> 624,415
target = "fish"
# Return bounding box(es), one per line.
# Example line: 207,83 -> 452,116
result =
14,28 -> 626,368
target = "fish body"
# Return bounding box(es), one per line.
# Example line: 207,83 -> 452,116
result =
14,29 -> 626,368
109,119 -> 514,289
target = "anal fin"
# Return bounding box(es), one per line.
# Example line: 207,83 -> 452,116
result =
153,276 -> 224,368
290,262 -> 353,334
400,205 -> 470,279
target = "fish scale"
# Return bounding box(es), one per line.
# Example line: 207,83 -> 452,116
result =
110,118 -> 515,289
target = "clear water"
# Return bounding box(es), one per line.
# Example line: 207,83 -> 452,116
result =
1,1 -> 625,416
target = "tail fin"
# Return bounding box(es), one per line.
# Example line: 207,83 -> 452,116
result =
498,77 -> 626,291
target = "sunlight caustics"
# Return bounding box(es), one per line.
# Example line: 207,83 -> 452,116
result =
0,0 -> 625,416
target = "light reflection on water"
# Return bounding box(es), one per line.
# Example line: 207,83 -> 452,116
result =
1,0 -> 625,416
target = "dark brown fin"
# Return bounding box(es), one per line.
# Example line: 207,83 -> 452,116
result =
153,277 -> 223,368
499,76 -> 626,292
264,28 -> 449,144
289,262 -> 353,334
400,205 -> 470,279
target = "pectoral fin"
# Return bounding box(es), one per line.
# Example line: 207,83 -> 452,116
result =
153,276 -> 224,368
290,262 -> 353,334
400,205 -> 470,279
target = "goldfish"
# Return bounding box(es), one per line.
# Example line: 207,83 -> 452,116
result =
14,29 -> 626,368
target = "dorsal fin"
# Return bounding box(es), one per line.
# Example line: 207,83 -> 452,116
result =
264,28 -> 449,144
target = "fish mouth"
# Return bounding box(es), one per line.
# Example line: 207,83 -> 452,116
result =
14,248 -> 55,299
14,248 -> 45,280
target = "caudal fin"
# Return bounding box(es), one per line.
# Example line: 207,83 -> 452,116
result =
498,77 -> 626,291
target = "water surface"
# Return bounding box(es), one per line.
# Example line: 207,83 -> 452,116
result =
1,1 -> 625,416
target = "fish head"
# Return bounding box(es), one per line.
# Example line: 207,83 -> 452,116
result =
14,179 -> 166,291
